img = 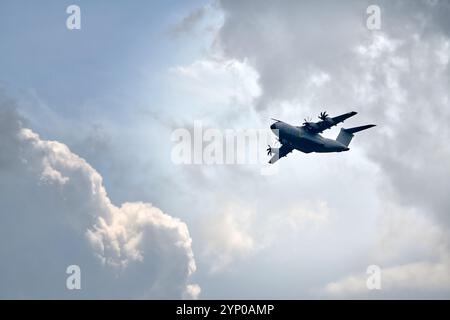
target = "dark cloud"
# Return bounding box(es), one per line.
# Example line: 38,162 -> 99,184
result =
213,0 -> 450,297
170,6 -> 207,37
216,0 -> 450,223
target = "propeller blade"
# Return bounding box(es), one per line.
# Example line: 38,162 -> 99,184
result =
319,111 -> 329,120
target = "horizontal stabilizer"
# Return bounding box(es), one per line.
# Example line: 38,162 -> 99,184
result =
344,124 -> 376,134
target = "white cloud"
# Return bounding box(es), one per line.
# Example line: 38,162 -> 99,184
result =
373,204 -> 447,264
0,106 -> 199,298
355,33 -> 399,59
325,204 -> 450,297
170,58 -> 261,107
202,206 -> 255,273
200,200 -> 331,275
284,200 -> 330,231
326,258 -> 450,297
307,71 -> 331,88
183,283 -> 202,300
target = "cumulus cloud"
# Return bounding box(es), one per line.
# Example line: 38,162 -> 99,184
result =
0,104 -> 199,299
183,283 -> 202,299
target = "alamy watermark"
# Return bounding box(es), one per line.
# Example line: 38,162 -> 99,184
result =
66,5 -> 81,30
366,5 -> 381,30
66,264 -> 81,290
171,121 -> 280,175
366,265 -> 382,290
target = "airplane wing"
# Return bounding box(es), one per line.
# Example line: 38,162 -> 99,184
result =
268,144 -> 293,164
305,111 -> 358,133
329,111 -> 358,125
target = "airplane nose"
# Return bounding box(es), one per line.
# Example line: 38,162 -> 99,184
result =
270,123 -> 277,130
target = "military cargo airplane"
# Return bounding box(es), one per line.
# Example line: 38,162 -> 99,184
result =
267,111 -> 375,164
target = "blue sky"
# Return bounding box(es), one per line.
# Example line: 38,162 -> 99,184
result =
1,0 -> 210,116
1,0 -> 218,205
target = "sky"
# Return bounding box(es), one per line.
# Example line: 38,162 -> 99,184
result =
0,0 -> 449,299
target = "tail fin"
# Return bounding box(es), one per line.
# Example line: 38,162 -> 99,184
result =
336,124 -> 376,147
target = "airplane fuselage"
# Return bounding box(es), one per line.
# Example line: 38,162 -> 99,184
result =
270,121 -> 349,153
